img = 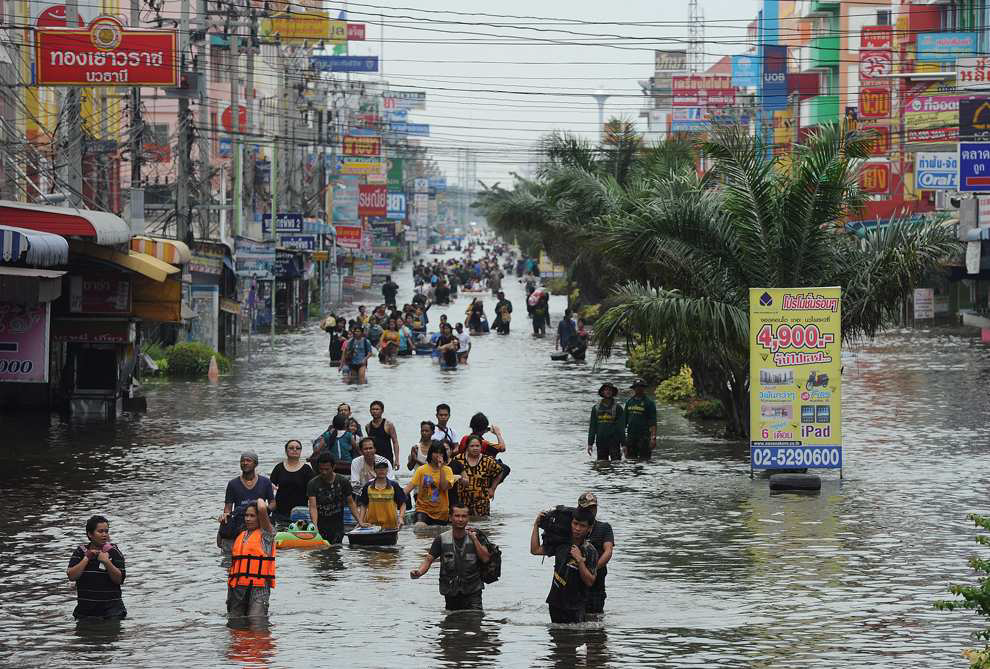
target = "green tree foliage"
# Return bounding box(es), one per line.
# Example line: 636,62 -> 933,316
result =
625,341 -> 679,387
165,342 -> 230,378
936,514 -> 990,668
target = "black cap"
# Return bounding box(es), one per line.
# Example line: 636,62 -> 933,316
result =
598,382 -> 618,397
631,379 -> 648,388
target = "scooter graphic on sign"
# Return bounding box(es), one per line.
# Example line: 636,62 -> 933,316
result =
805,370 -> 829,390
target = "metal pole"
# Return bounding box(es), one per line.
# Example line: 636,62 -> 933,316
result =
270,138 -> 277,346
176,0 -> 191,240
244,9 -> 256,235
65,0 -> 82,206
195,0 -> 209,238
230,9 -> 242,238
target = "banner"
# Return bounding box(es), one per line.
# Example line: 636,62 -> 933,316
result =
749,287 -> 842,471
762,45 -> 788,111
915,152 -> 959,190
0,303 -> 50,383
342,135 -> 381,157
672,74 -> 735,107
335,224 -> 363,249
35,17 -> 178,86
916,32 -> 977,64
358,184 -> 387,218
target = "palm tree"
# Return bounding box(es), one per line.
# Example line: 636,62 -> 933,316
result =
591,122 -> 960,438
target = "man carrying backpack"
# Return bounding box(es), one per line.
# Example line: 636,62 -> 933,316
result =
410,503 -> 499,611
577,492 -> 614,616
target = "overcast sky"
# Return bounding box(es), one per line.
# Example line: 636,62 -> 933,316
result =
333,0 -> 761,187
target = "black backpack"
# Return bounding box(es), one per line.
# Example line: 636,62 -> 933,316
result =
539,505 -> 575,556
477,530 -> 501,584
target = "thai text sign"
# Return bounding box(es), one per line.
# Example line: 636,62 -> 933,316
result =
859,86 -> 891,118
654,49 -> 687,72
358,184 -> 387,218
958,58 -> 990,89
309,55 -> 378,73
749,287 -> 842,470
860,26 -> 893,50
69,275 -> 131,314
35,18 -> 178,86
860,162 -> 890,194
672,74 -> 735,107
762,45 -> 788,111
335,224 -> 363,249
917,32 -> 977,64
959,142 -> 990,192
343,135 -> 381,157
959,97 -> 990,141
262,212 -> 304,234
0,303 -> 50,383
915,152 -> 959,190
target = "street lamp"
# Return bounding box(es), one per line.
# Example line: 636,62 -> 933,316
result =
591,88 -> 610,143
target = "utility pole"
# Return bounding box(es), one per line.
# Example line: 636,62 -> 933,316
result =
195,0 -> 209,239
230,6 -> 242,238
244,10 -> 256,236
176,0 -> 191,241
269,139 -> 277,345
129,0 -> 144,231
64,0 -> 83,207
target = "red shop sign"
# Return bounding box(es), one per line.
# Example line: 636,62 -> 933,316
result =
358,184 -> 387,218
35,17 -> 178,86
221,105 -> 248,132
347,23 -> 366,40
342,135 -> 381,157
860,125 -> 890,156
68,274 -> 131,314
860,163 -> 890,194
859,87 -> 891,118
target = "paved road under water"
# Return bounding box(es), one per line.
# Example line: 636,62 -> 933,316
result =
2,256 -> 990,668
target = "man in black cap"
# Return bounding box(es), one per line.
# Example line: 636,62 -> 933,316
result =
577,491 -> 614,616
587,382 -> 624,461
624,379 -> 658,458
218,450 -> 276,556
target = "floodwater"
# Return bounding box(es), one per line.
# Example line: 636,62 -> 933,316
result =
2,256 -> 990,668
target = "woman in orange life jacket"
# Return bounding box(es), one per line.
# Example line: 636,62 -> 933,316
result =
227,498 -> 276,619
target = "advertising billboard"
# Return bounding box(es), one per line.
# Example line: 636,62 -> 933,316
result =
959,97 -> 990,141
342,135 -> 381,157
916,32 -> 977,63
731,55 -> 760,88
335,224 -> 363,249
654,50 -> 687,72
749,287 -> 842,471
384,90 -> 426,111
0,303 -> 50,383
35,17 -> 178,86
358,185 -> 387,218
860,162 -> 890,194
915,152 -> 959,190
387,192 -> 406,220
671,74 -> 735,107
762,45 -> 788,111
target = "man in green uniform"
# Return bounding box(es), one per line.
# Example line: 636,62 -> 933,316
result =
624,379 -> 657,458
587,382 -> 624,461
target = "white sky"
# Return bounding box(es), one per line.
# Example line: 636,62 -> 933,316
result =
336,0 -> 761,186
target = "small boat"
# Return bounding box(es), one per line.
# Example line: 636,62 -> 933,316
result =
275,521 -> 330,550
346,525 -> 399,546
550,352 -> 569,361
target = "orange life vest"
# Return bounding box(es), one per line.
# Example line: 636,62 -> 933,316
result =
228,529 -> 276,589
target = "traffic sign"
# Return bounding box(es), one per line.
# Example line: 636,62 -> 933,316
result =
959,142 -> 990,192
261,212 -> 304,233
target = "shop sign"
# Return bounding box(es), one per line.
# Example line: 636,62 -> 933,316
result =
860,162 -> 890,194
958,142 -> 990,192
917,32 -> 977,64
347,23 -> 365,40
861,26 -> 893,50
35,17 -> 178,86
274,250 -> 302,278
749,287 -> 842,471
189,242 -> 224,275
312,250 -> 330,262
280,235 -> 317,251
860,125 -> 889,156
69,275 -> 130,314
859,86 -> 891,118
672,74 -> 735,107
0,303 -> 50,383
373,256 -> 391,275
959,97 -> 990,141
913,288 -> 935,320
383,90 -> 426,111
342,135 -> 380,157
387,158 -> 404,190
387,192 -> 406,220
358,184 -> 387,218
731,55 -> 759,88
958,58 -> 990,89
335,224 -> 363,249
262,212 -> 304,234
234,238 -> 275,278
309,55 -> 378,73
761,45 -> 788,111
340,159 -> 384,175
860,50 -> 892,80
655,49 -> 687,72
905,94 -> 959,131
261,12 -> 336,42
915,152 -> 959,190
53,318 -> 134,344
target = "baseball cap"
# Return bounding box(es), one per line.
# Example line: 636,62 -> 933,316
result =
240,450 -> 259,464
577,491 -> 598,508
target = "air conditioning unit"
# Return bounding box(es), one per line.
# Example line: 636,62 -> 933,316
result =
934,190 -> 960,210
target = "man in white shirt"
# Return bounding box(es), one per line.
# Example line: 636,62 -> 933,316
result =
350,437 -> 396,489
432,403 -> 460,447
454,322 -> 472,364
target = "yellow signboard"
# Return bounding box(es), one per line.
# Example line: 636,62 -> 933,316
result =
748,287 -> 842,471
261,13 -> 347,43
340,160 -> 385,175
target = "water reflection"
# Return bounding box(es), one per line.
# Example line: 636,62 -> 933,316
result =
435,611 -> 502,668
225,620 -> 276,668
73,617 -> 124,647
544,624 -> 608,669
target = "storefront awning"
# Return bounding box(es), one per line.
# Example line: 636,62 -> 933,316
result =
0,266 -> 65,304
130,236 -> 192,266
69,241 -> 180,283
0,225 -> 69,266
0,201 -> 130,246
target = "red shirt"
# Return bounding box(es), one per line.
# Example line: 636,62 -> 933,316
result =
456,435 -> 502,458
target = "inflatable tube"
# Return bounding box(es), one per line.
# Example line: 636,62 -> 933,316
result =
768,473 -> 822,491
347,526 -> 399,546
275,521 -> 330,550
550,352 -> 569,361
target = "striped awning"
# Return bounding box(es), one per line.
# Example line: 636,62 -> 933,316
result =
130,236 -> 192,266
0,225 -> 69,266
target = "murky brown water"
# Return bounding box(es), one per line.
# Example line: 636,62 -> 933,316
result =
2,258 -> 989,668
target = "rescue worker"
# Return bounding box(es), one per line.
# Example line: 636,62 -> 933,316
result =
530,506 -> 598,624
577,492 -> 614,616
410,503 -> 492,610
587,382 -> 624,461
624,379 -> 657,458
226,498 -> 275,619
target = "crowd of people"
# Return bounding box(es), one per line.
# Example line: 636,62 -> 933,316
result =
67,239 -> 648,632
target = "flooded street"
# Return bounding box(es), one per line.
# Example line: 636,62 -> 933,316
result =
3,259 -> 990,668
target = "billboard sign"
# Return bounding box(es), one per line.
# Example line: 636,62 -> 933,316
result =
387,158 -> 404,190
731,55 -> 760,88
860,26 -> 893,50
387,192 -> 406,220
384,90 -> 426,110
35,17 -> 178,86
959,97 -> 990,141
915,152 -> 958,190
342,135 -> 381,157
339,159 -> 384,175
859,86 -> 891,118
234,238 -> 275,278
762,45 -> 788,111
347,23 -> 366,40
0,303 -> 50,383
917,32 -> 977,63
860,162 -> 890,194
654,49 -> 687,72
671,74 -> 735,107
749,287 -> 842,471
261,12 -> 338,42
958,58 -> 990,89
310,55 -> 378,72
358,184 -> 387,218
261,212 -> 304,234
335,224 -> 363,249
959,142 -> 990,192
